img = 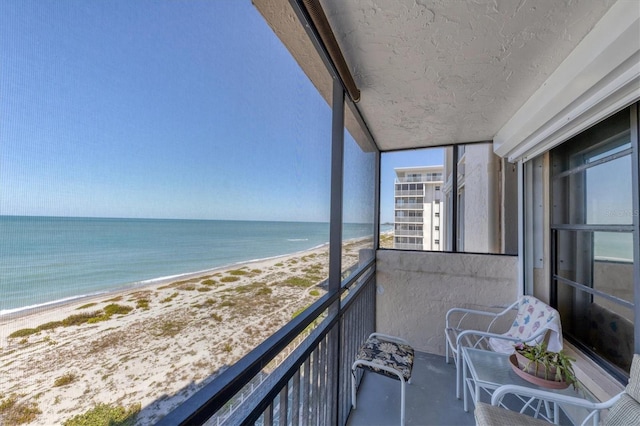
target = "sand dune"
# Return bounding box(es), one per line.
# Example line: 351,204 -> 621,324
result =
0,240 -> 371,425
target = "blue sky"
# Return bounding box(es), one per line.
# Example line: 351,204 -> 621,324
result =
0,1 -> 351,222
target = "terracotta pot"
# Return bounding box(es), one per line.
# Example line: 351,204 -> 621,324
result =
509,354 -> 569,389
514,351 -> 558,380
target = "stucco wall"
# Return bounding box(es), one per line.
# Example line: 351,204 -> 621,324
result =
375,250 -> 518,355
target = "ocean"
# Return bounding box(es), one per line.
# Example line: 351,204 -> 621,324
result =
0,216 -> 377,315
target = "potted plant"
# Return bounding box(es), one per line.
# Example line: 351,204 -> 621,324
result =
511,342 -> 578,389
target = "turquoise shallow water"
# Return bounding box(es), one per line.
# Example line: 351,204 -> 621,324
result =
0,216 -> 376,314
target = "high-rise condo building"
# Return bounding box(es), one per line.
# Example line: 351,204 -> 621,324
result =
393,166 -> 444,250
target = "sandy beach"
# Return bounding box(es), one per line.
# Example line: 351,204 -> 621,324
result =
0,239 -> 371,425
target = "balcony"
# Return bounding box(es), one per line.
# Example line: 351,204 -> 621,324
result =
394,229 -> 423,237
396,176 -> 443,183
347,351 -> 474,426
158,251 -> 527,425
394,190 -> 424,196
394,217 -> 423,223
394,203 -> 424,210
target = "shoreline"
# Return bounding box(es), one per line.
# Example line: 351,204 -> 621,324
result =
0,238 -> 372,425
0,241 -> 333,322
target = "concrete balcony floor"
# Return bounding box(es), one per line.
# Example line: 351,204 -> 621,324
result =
347,352 -> 475,426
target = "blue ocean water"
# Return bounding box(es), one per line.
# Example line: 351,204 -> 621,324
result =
0,216 -> 376,314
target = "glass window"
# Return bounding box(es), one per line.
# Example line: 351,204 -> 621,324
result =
342,127 -> 376,277
551,107 -> 637,375
381,143 -> 515,254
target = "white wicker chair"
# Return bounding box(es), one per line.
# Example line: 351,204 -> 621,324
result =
474,354 -> 640,426
445,296 -> 563,399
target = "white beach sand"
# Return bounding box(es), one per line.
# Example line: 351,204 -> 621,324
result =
0,239 -> 372,425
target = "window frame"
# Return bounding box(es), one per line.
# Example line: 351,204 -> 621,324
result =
548,103 -> 640,381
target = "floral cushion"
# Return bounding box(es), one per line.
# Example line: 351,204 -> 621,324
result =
355,336 -> 414,381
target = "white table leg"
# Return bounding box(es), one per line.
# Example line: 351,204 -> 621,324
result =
463,353 -> 468,412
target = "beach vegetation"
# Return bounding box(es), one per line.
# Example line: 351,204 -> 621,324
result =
42,336 -> 58,346
302,263 -> 323,274
288,259 -> 298,265
9,305 -> 135,338
159,278 -> 198,290
220,300 -> 236,307
309,289 -> 320,296
53,372 -> 77,387
291,306 -> 308,319
256,286 -> 272,296
251,269 -> 262,274
86,304 -> 133,323
88,332 -> 127,354
160,292 -> 179,303
220,276 -> 240,283
150,319 -> 187,338
135,299 -> 149,310
201,279 -> 216,286
77,302 -> 98,310
197,286 -> 212,292
8,328 -> 39,339
178,284 -> 197,291
274,263 -> 284,267
379,232 -> 394,248
62,311 -> 103,327
172,278 -> 199,286
194,298 -> 216,309
103,303 -> 134,316
282,276 -> 314,288
0,394 -> 41,425
223,342 -> 233,353
228,282 -> 269,295
38,321 -> 63,331
105,296 -> 123,303
62,402 -> 140,426
211,313 -> 223,322
228,269 -> 248,276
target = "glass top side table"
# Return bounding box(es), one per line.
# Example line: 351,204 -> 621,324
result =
461,347 -> 590,422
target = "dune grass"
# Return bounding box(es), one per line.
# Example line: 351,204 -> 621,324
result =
53,372 -> 77,387
63,402 -> 140,426
0,394 -> 41,425
8,304 -> 134,339
76,303 -> 98,310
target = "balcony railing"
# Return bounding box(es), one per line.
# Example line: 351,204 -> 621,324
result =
394,190 -> 423,196
393,243 -> 424,250
396,175 -> 443,183
394,203 -> 424,209
394,217 -> 423,223
158,258 -> 376,425
394,229 -> 423,236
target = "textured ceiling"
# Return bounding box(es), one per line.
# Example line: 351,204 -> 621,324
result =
319,0 -> 617,150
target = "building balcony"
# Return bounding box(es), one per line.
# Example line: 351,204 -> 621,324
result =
394,190 -> 424,196
159,250 -> 617,425
394,217 -> 423,223
396,176 -> 443,183
394,203 -> 424,209
394,229 -> 423,237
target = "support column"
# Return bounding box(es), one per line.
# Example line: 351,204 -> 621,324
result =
328,78 -> 344,425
